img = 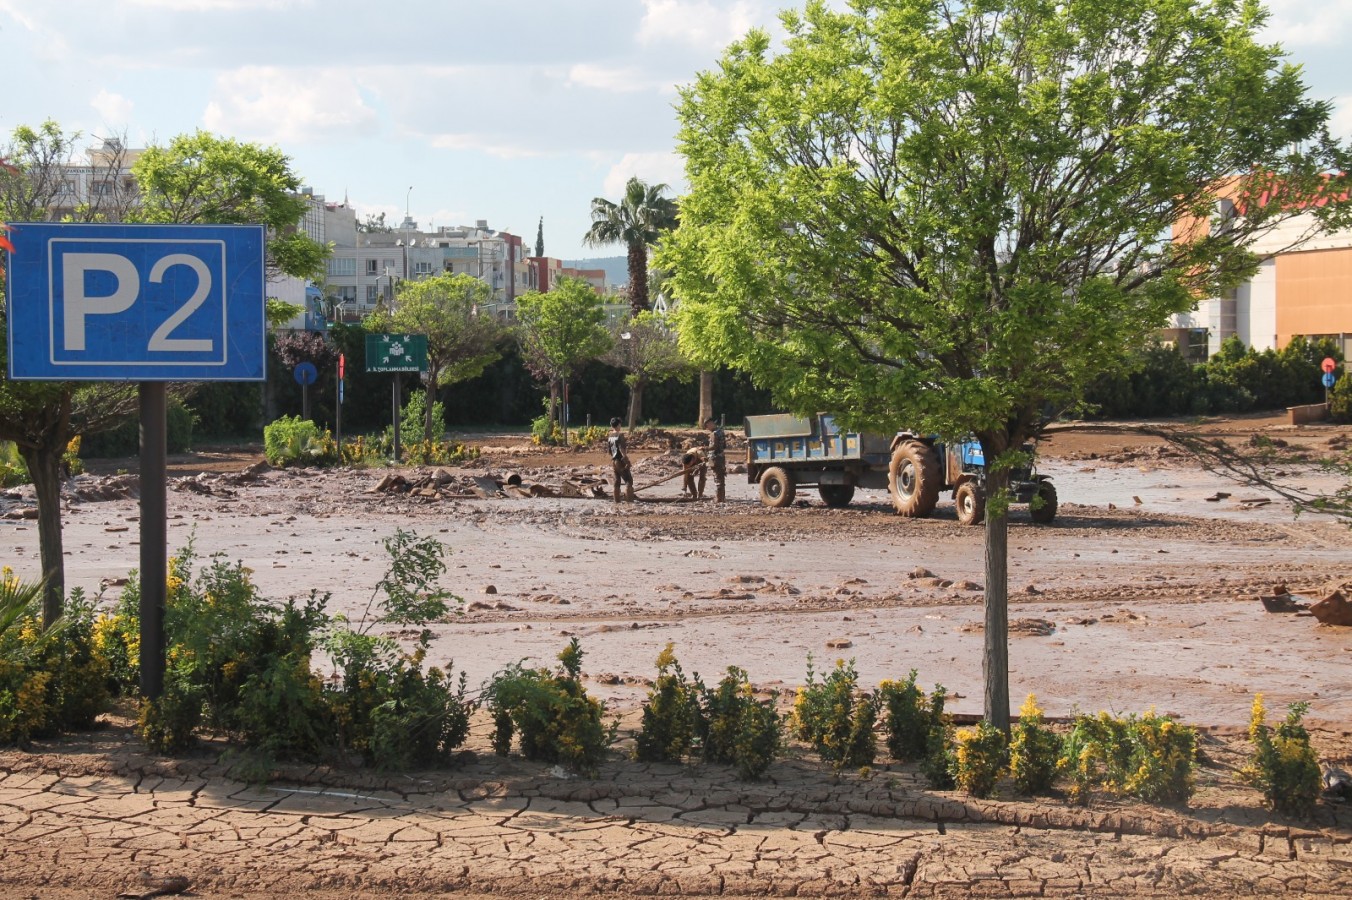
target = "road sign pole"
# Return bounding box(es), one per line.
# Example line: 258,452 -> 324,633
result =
138,382 -> 167,701
392,373 -> 402,462
335,358 -> 343,463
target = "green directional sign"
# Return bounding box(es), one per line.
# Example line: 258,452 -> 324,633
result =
365,333 -> 427,374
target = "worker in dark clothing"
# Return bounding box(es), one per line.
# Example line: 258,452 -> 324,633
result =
608,417 -> 635,502
681,447 -> 707,499
704,416 -> 726,503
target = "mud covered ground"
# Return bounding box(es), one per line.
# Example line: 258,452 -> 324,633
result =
0,412 -> 1349,897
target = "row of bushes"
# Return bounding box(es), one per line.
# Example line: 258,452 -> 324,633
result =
0,554 -> 1326,816
1085,335 -> 1346,420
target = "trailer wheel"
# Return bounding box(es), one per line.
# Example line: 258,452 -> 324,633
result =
818,484 -> 855,508
888,441 -> 940,517
759,467 -> 796,508
954,481 -> 985,526
1030,480 -> 1058,524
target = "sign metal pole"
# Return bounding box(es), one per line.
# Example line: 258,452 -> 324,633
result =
138,383 -> 167,700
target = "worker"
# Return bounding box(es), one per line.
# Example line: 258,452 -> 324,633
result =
704,416 -> 726,503
607,417 -> 635,502
681,446 -> 707,499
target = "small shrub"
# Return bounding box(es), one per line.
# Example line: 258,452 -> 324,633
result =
531,414 -> 563,446
0,443 -> 27,488
792,656 -> 876,770
571,424 -> 608,447
953,720 -> 1008,798
368,530 -> 458,626
1009,694 -> 1059,795
1243,694 -> 1321,817
1060,710 -> 1196,805
484,639 -> 613,776
879,670 -> 938,762
1123,711 -> 1197,804
402,439 -> 480,466
698,666 -> 782,780
62,436 -> 84,477
1330,372 -> 1352,424
634,643 -> 700,763
921,718 -> 957,790
263,415 -> 339,467
138,681 -> 202,754
0,572 -> 109,744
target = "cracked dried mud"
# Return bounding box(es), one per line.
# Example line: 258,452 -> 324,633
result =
1,413 -> 1349,898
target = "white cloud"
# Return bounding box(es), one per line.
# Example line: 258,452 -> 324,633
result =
125,0 -> 308,9
567,63 -> 654,94
636,0 -> 771,50
602,152 -> 687,198
428,133 -> 547,161
91,90 -> 134,126
1263,0 -> 1352,46
1331,96 -> 1352,142
202,67 -> 378,144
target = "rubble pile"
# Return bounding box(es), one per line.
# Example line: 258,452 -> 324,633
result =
366,467 -> 610,501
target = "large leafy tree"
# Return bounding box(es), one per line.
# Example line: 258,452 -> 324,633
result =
603,310 -> 694,428
365,272 -> 506,440
583,177 -> 678,316
663,0 -> 1352,728
515,278 -> 612,440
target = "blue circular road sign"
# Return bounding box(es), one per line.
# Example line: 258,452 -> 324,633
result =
294,361 -> 318,386
1322,371 -> 1337,389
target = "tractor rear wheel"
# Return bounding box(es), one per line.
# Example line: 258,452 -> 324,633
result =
818,484 -> 855,508
1030,480 -> 1058,524
954,481 -> 985,526
888,441 -> 940,517
758,467 -> 796,508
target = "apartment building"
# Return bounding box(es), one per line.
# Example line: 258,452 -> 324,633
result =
1169,189 -> 1352,362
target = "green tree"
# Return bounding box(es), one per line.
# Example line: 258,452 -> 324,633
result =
130,130 -> 327,281
515,279 -> 612,440
663,0 -> 1351,728
583,177 -> 678,316
604,311 -> 694,427
365,272 -> 506,440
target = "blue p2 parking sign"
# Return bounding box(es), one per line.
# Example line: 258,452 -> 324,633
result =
5,223 -> 266,381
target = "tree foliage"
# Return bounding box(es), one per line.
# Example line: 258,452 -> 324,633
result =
584,177 -> 678,316
130,130 -> 327,280
515,279 -> 612,434
603,311 -> 694,427
365,272 -> 506,440
663,0 -> 1351,726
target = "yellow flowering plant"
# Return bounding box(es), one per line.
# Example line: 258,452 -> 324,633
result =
1243,694 -> 1321,817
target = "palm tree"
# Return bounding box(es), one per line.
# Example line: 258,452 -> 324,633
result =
583,177 -> 677,316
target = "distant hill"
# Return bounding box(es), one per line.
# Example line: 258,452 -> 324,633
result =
564,256 -> 627,287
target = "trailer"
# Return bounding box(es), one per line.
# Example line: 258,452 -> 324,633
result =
743,412 -> 1057,524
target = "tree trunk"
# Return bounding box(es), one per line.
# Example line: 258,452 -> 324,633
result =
626,378 -> 645,430
698,369 -> 714,426
423,370 -> 436,443
548,379 -> 561,435
20,444 -> 66,628
627,242 -> 649,317
982,464 -> 1011,732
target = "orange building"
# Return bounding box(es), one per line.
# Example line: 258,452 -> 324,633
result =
1169,182 -> 1352,360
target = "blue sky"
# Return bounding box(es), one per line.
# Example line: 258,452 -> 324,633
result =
1,0 -> 1349,262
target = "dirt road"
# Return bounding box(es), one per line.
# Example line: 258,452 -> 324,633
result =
0,414 -> 1349,897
